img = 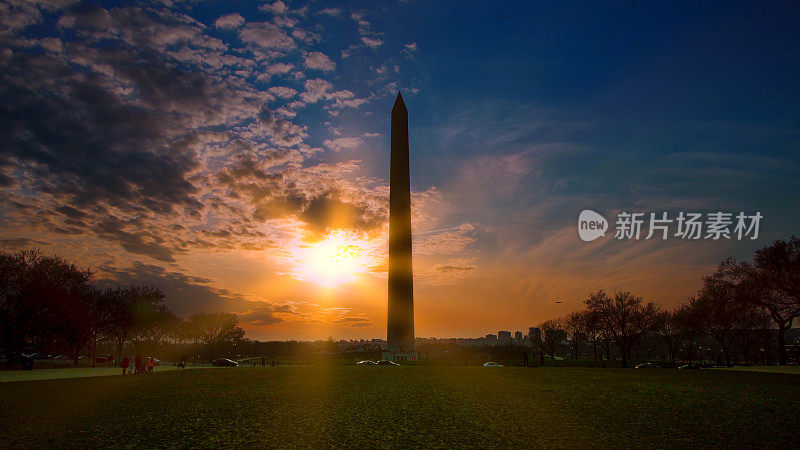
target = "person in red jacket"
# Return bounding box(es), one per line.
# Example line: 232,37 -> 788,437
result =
120,356 -> 130,375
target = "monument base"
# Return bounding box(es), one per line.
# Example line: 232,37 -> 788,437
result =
381,351 -> 418,362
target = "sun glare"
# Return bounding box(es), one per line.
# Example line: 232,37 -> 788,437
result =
294,231 -> 374,287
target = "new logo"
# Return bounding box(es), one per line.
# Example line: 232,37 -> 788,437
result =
578,210 -> 608,242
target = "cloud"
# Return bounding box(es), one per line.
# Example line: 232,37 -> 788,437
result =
304,51 -> 336,71
361,36 -> 383,49
403,42 -> 417,57
97,261 -> 292,325
300,78 -> 334,102
323,137 -> 363,152
214,13 -> 244,30
0,3 -> 321,263
0,238 -> 51,250
267,86 -> 297,99
215,157 -> 387,236
94,217 -> 179,262
434,264 -> 476,274
258,107 -> 306,146
238,22 -> 294,50
259,1 -> 288,15
316,7 -> 341,17
331,316 -> 372,328
299,78 -> 369,112
415,223 -> 478,256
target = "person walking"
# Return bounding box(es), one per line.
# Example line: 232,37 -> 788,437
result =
134,354 -> 142,375
121,356 -> 130,375
147,357 -> 155,374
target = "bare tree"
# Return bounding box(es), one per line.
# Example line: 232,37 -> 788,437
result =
538,318 -> 564,359
581,310 -> 603,360
748,237 -> 800,365
691,260 -> 767,366
654,303 -> 693,366
564,311 -> 586,359
584,290 -> 658,368
189,312 -> 245,361
107,285 -> 166,361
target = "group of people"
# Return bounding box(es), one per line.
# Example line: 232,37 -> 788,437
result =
522,350 -> 546,367
119,354 -> 155,375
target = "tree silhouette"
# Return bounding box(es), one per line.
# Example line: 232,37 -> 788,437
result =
585,291 -> 658,368
748,236 -> 800,365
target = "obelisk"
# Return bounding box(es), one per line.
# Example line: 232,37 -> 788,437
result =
387,92 -> 415,353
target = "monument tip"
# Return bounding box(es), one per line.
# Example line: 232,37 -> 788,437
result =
392,91 -> 406,112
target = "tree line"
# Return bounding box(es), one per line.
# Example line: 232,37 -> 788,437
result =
537,236 -> 800,367
0,250 -> 245,369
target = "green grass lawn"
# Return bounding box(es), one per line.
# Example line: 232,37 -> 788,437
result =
715,365 -> 800,375
0,365 -> 189,383
1,366 -> 798,448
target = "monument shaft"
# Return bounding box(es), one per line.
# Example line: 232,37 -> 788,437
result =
387,93 -> 414,352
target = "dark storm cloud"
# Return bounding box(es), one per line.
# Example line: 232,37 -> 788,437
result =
216,156 -> 387,237
94,217 -> 178,263
98,261 -> 291,326
0,237 -> 50,249
0,2 -> 312,259
1,43 -> 202,217
300,192 -> 385,234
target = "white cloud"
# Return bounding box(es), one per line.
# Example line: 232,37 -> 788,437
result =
260,1 -> 288,15
300,78 -> 334,103
304,51 -> 336,71
268,86 -> 297,99
317,7 -> 341,16
361,36 -> 383,49
323,137 -> 363,152
214,13 -> 245,30
238,22 -> 294,50
267,62 -> 292,74
299,78 -> 369,112
403,42 -> 417,58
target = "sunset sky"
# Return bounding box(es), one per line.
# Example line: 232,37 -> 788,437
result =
1,0 -> 799,340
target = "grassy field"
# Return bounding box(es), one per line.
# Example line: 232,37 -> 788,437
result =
0,365 -> 189,383
715,365 -> 800,375
1,366 -> 798,448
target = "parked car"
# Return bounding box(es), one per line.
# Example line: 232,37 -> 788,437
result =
356,360 -> 377,365
212,358 -> 239,367
376,360 -> 400,366
635,362 -> 659,369
483,362 -> 504,367
678,364 -> 702,370
94,354 -> 114,363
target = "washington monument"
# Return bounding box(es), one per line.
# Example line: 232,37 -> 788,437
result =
387,92 -> 415,353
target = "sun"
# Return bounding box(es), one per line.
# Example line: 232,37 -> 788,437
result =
294,231 -> 372,287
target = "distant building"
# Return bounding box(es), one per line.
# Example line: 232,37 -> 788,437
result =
514,331 -> 523,345
498,331 -> 512,345
485,334 -> 497,345
381,351 -> 418,362
528,327 -> 541,344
